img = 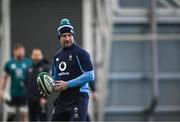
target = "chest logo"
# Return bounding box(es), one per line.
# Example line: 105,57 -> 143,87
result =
22,63 -> 27,69
15,68 -> 23,78
59,62 -> 67,71
69,55 -> 72,61
11,64 -> 16,69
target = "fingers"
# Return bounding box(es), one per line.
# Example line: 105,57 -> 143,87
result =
40,98 -> 47,106
54,85 -> 63,92
54,81 -> 63,89
53,80 -> 67,92
54,84 -> 64,92
55,80 -> 62,86
40,91 -> 46,96
0,91 -> 4,101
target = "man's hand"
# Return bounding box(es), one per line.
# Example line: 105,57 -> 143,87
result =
54,80 -> 68,92
0,72 -> 8,101
0,90 -> 4,101
40,97 -> 47,107
91,92 -> 97,101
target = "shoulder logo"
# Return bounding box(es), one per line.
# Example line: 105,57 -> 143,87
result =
56,58 -> 59,62
11,64 -> 16,69
59,61 -> 67,71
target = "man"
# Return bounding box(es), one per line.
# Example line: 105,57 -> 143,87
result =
24,48 -> 49,121
50,18 -> 94,121
0,44 -> 31,122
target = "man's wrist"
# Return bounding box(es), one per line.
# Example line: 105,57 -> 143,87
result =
66,81 -> 69,88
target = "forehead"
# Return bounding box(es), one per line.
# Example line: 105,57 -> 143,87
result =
32,50 -> 42,54
61,32 -> 72,36
14,47 -> 24,51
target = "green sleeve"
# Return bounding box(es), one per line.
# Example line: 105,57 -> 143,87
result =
4,61 -> 10,74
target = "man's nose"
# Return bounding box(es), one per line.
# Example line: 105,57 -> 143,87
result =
64,35 -> 70,40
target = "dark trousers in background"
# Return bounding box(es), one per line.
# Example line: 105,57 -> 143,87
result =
28,101 -> 47,121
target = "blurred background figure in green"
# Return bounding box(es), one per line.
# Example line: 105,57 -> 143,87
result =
0,44 -> 31,122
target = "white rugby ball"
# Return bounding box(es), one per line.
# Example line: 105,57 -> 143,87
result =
37,72 -> 55,95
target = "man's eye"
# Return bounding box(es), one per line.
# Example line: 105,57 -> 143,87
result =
62,35 -> 66,38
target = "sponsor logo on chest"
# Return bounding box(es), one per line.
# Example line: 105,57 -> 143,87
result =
58,61 -> 69,76
55,54 -> 73,76
57,54 -> 73,76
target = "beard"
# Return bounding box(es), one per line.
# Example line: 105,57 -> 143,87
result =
62,41 -> 73,48
64,43 -> 72,47
16,55 -> 24,60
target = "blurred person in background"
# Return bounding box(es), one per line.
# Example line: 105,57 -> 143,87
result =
24,48 -> 49,121
0,43 -> 31,122
87,81 -> 97,121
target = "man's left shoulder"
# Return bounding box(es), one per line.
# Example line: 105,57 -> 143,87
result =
76,45 -> 90,56
22,58 -> 32,67
23,58 -> 32,63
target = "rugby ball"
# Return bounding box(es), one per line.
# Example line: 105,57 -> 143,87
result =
37,72 -> 55,95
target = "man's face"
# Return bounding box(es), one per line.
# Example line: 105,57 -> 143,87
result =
13,47 -> 25,60
60,33 -> 74,48
31,49 -> 43,62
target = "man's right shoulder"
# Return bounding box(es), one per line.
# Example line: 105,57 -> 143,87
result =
5,59 -> 14,65
4,59 -> 14,72
53,49 -> 63,59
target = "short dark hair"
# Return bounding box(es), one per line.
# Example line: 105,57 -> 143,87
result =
32,48 -> 41,51
13,43 -> 24,50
